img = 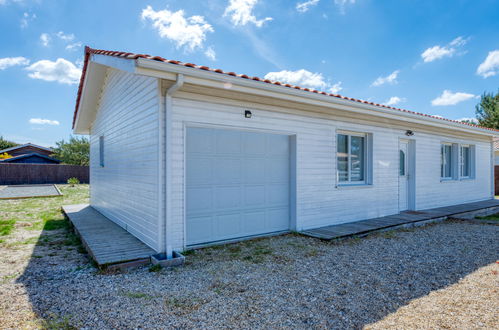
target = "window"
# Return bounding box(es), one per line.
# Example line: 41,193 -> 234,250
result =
99,136 -> 104,167
460,145 -> 471,178
337,133 -> 367,184
399,150 -> 405,176
441,144 -> 453,179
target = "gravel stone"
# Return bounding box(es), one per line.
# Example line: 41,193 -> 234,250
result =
0,220 -> 497,329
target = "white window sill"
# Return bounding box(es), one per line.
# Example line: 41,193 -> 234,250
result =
336,184 -> 373,189
440,178 -> 456,183
459,177 -> 475,181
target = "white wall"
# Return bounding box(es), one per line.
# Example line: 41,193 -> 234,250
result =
170,96 -> 492,250
89,68 -> 161,251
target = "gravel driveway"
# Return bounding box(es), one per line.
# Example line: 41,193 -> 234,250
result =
1,220 -> 498,329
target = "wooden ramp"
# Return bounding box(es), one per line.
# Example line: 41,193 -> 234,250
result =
301,199 -> 499,240
63,204 -> 155,267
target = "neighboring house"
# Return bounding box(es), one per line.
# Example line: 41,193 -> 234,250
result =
0,143 -> 60,164
73,47 -> 499,255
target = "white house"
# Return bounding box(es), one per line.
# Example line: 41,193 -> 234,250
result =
73,47 -> 498,256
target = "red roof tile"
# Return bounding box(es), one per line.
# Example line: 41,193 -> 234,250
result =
73,46 -> 498,133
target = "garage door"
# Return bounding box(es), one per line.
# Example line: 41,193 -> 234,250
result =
186,127 -> 290,246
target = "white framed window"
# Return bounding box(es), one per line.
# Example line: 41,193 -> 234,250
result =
441,143 -> 453,179
441,142 -> 475,180
460,145 -> 474,179
99,136 -> 104,167
337,132 -> 370,185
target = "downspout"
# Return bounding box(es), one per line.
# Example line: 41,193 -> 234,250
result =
163,74 -> 184,259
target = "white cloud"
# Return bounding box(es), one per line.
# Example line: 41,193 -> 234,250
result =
335,0 -> 355,13
421,36 -> 468,63
25,58 -> 81,84
204,46 -> 216,60
224,0 -> 272,27
329,81 -> 343,94
296,0 -> 319,13
264,69 -> 341,93
141,5 -> 213,52
20,12 -> 35,29
0,56 -> 29,70
371,70 -> 399,87
385,96 -> 406,106
29,118 -> 60,125
56,31 -> 75,42
66,42 -> 82,51
40,33 -> 50,46
431,90 -> 477,106
476,50 -> 499,78
457,117 -> 478,124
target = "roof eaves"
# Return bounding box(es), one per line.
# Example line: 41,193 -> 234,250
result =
72,46 -> 499,134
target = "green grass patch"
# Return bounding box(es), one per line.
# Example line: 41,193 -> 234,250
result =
476,213 -> 499,221
0,219 -> 16,236
149,264 -> 162,272
121,291 -> 154,299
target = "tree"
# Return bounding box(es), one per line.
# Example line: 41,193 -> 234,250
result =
475,89 -> 499,129
51,135 -> 90,166
0,136 -> 18,150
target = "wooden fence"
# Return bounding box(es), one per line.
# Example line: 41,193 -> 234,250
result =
0,163 -> 89,185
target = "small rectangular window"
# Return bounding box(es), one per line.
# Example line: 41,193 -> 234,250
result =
441,144 -> 453,179
460,145 -> 471,178
99,136 -> 104,167
337,133 -> 367,184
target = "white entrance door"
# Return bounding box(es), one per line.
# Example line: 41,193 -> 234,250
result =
186,127 -> 290,246
399,140 -> 409,211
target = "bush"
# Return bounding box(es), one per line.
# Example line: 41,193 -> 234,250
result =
67,177 -> 80,186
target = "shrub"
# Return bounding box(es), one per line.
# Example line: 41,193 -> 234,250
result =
67,177 -> 80,186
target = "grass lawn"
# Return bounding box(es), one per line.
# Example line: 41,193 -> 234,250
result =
0,184 -> 89,242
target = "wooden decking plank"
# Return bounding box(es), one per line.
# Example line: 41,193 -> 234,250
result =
62,204 -> 155,267
300,199 -> 499,240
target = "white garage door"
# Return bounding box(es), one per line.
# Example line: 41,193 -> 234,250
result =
186,127 -> 290,246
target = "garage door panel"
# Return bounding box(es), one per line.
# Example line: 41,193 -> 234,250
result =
243,211 -> 266,234
266,159 -> 289,183
214,185 -> 241,209
187,127 -> 214,154
186,187 -> 213,213
243,132 -> 267,155
216,130 -> 241,154
215,158 -> 241,184
243,159 -> 266,184
186,157 -> 213,185
244,185 -> 266,207
267,208 -> 289,230
187,215 -> 213,245
187,127 -> 290,246
267,134 -> 289,155
267,184 -> 289,205
216,212 -> 242,239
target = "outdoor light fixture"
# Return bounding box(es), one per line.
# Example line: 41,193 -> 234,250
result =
405,130 -> 414,136
245,110 -> 252,118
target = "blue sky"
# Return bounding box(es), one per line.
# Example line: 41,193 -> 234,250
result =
1,0 -> 498,147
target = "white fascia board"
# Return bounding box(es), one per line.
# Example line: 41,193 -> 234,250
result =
90,54 -> 136,73
73,61 -> 109,134
136,58 -> 498,137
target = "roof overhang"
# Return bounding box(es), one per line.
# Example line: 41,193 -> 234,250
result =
73,47 -> 499,138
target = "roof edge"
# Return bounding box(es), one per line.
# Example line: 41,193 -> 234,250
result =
73,46 -> 499,135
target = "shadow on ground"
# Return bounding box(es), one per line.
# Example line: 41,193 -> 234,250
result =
15,219 -> 499,329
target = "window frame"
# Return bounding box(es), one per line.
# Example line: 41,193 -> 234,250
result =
99,135 -> 105,167
337,131 -> 369,186
441,142 -> 475,181
460,144 -> 473,179
440,143 -> 453,180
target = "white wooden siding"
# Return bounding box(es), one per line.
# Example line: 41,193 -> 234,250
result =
169,96 -> 492,250
89,68 -> 161,251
